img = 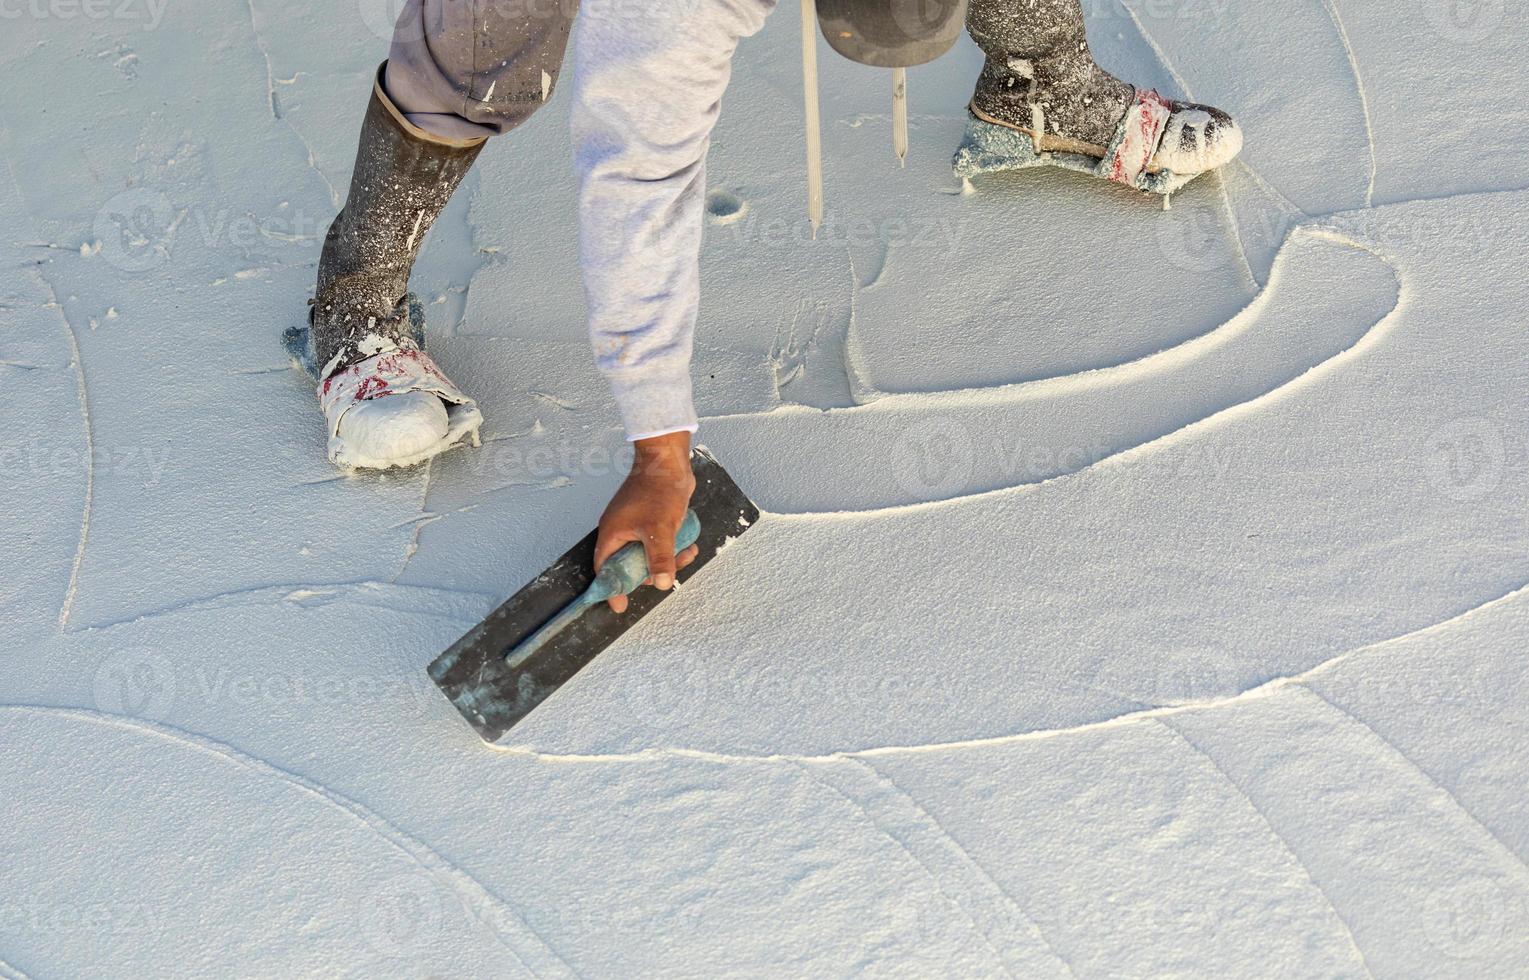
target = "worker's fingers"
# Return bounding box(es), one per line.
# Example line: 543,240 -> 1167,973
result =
593,524 -> 640,573
595,522 -> 641,613
644,527 -> 679,592
607,544 -> 698,613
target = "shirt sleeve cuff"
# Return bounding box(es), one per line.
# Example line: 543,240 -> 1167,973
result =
606,366 -> 698,442
627,423 -> 700,443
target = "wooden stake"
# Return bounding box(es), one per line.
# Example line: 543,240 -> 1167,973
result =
800,0 -> 824,237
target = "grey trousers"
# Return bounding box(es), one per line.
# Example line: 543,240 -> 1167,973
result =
380,0 -> 1100,439
384,0 -> 579,142
382,0 -> 1088,144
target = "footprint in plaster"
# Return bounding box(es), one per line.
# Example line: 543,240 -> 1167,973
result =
705,189 -> 748,226
698,226 -> 1401,513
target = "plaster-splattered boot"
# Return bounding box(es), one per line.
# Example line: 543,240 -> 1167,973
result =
954,0 -> 1243,197
287,64 -> 486,470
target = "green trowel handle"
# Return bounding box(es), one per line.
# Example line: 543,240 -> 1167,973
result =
587,509 -> 702,603
503,509 -> 703,668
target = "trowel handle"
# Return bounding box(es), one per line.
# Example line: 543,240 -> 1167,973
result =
503,509 -> 704,669
589,509 -> 702,602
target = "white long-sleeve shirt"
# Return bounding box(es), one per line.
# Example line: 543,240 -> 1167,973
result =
569,0 -> 777,440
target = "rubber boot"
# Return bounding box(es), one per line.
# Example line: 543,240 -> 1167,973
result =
304,64 -> 487,469
963,0 -> 1241,180
312,63 -> 485,379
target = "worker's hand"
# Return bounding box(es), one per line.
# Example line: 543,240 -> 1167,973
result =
595,430 -> 700,613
